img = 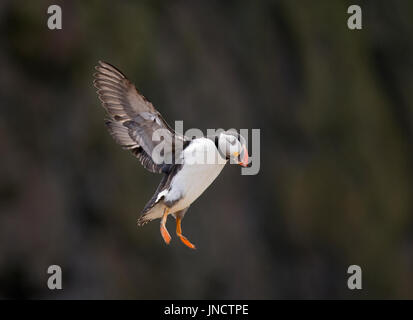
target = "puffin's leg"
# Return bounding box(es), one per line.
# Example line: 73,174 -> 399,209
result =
176,216 -> 196,249
160,207 -> 171,245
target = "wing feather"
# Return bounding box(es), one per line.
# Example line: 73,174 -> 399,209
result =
94,61 -> 188,173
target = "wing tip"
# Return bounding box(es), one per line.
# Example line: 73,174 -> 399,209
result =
137,218 -> 147,227
94,60 -> 126,79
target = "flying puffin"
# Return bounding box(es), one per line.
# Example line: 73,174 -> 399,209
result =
93,61 -> 249,249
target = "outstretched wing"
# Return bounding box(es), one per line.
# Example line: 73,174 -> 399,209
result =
93,61 -> 187,173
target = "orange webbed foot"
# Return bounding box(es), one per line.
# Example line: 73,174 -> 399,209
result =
160,224 -> 171,245
160,208 -> 171,245
178,234 -> 196,249
176,216 -> 196,250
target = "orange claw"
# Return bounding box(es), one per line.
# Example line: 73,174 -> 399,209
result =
176,217 -> 196,249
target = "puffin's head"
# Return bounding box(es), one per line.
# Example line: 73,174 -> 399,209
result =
218,131 -> 249,167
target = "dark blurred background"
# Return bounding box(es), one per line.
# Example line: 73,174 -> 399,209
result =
1,0 -> 413,299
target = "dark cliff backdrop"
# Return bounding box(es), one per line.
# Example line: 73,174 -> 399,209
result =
1,0 -> 413,299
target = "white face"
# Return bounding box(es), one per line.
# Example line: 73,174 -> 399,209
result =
218,132 -> 244,163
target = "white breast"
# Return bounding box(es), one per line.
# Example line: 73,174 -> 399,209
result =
164,138 -> 227,212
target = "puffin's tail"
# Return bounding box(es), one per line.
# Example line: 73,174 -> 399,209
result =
137,202 -> 165,226
137,173 -> 170,226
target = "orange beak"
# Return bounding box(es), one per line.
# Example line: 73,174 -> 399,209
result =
239,145 -> 249,167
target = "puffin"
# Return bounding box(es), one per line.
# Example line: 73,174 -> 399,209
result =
93,61 -> 249,249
